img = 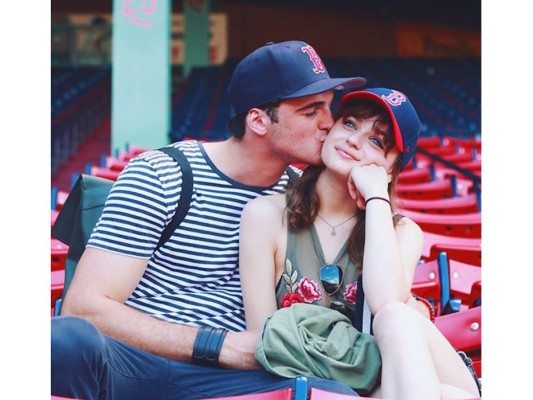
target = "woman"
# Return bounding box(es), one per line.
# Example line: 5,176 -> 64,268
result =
239,88 -> 481,399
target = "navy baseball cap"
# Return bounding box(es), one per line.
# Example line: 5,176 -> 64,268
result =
228,41 -> 366,115
341,88 -> 422,170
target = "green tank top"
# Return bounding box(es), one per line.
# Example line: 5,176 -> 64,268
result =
275,223 -> 362,314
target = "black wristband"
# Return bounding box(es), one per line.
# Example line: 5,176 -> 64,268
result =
192,326 -> 228,367
365,196 -> 391,207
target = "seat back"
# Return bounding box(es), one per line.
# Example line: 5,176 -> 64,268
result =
198,388 -> 292,400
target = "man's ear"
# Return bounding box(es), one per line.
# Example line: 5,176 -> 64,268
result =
246,108 -> 269,136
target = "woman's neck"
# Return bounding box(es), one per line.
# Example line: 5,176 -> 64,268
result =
315,169 -> 359,218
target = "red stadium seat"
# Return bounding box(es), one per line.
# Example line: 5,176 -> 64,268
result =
398,193 -> 479,214
51,209 -> 60,228
412,260 -> 442,315
416,136 -> 442,149
398,166 -> 432,184
105,156 -> 129,171
397,179 -> 454,200
307,388 -> 480,400
51,237 -> 69,271
199,388 -> 293,400
401,210 -> 481,238
308,388 -> 369,399
430,243 -> 481,267
448,259 -> 481,306
55,190 -> 70,211
468,280 -> 482,308
51,269 -> 65,309
435,306 -> 481,353
436,160 -> 481,180
435,306 -> 482,378
446,137 -> 482,154
90,166 -> 121,181
421,232 -> 481,266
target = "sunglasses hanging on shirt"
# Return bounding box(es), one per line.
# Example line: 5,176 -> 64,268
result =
319,263 -> 356,325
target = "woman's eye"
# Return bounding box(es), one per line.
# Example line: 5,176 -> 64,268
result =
370,137 -> 384,149
344,119 -> 356,129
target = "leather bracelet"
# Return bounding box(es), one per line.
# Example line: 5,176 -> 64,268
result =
192,326 -> 228,367
365,196 -> 391,207
412,294 -> 436,322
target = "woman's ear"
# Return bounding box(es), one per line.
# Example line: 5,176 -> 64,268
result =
246,108 -> 269,137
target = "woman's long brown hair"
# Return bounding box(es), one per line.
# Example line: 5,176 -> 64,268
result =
285,98 -> 404,271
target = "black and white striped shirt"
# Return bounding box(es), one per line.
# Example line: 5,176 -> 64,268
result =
87,140 -> 294,331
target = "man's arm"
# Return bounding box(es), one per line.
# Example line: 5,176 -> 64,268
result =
61,247 -> 261,369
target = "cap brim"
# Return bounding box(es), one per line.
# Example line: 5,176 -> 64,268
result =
341,91 -> 404,152
280,77 -> 366,100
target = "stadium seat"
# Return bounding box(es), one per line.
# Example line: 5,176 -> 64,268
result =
421,231 -> 481,266
51,237 -> 69,271
51,209 -> 60,228
448,259 -> 482,306
435,306 -> 481,353
89,166 -> 121,181
198,389 -> 292,400
412,259 -> 443,315
104,156 -> 129,171
468,280 -> 482,308
51,269 -> 65,310
401,210 -> 481,238
398,193 -> 479,214
55,190 -> 70,211
397,179 -> 455,200
416,136 -> 442,149
307,388 -> 480,400
398,166 -> 432,184
307,388 -> 369,399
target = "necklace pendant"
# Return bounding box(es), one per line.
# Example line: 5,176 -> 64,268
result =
331,228 -> 337,236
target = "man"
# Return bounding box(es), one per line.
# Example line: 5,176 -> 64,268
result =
52,40 -> 366,400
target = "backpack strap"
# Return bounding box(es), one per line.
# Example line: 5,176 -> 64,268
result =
155,146 -> 193,250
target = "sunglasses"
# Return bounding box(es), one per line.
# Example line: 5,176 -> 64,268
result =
319,264 -> 344,295
319,264 -> 356,324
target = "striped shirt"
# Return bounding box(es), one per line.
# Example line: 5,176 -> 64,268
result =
87,140 -> 294,332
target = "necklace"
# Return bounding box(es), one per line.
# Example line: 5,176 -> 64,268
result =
316,213 -> 357,236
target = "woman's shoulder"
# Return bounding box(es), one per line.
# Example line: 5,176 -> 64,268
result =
394,213 -> 424,237
243,193 -> 286,214
241,193 -> 286,225
240,193 -> 286,234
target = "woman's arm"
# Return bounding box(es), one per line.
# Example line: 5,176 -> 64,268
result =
350,164 -> 424,315
239,195 -> 285,332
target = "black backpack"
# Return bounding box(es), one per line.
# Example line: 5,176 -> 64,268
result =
51,147 -> 193,313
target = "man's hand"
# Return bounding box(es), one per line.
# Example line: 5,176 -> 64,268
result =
218,330 -> 263,370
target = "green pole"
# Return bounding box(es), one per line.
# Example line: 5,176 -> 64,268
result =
183,0 -> 210,77
111,0 -> 172,152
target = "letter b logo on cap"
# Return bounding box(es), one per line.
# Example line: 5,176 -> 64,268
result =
301,45 -> 326,74
381,90 -> 407,107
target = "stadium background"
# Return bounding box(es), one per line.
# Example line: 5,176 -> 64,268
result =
50,0 -> 481,194
6,1 -> 531,399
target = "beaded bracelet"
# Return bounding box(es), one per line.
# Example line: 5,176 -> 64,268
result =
365,196 -> 391,207
192,326 -> 229,367
412,294 -> 436,322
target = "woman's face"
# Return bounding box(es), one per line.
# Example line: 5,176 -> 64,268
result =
321,113 -> 399,175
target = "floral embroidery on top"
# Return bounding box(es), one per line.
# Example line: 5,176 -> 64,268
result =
280,258 -> 357,308
343,281 -> 358,304
297,277 -> 322,303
